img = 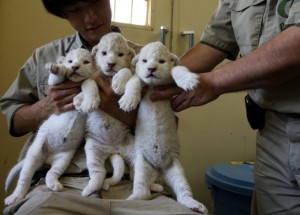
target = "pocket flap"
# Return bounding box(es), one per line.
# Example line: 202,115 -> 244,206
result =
230,0 -> 266,12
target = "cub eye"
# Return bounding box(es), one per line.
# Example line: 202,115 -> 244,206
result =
159,59 -> 166,64
142,59 -> 147,63
68,60 -> 73,63
102,51 -> 107,56
118,53 -> 124,57
83,60 -> 90,64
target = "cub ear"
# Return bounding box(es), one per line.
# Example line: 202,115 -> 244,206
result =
170,53 -> 179,66
129,47 -> 136,59
132,53 -> 140,66
91,45 -> 98,57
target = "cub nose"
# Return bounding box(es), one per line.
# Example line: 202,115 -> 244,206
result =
148,68 -> 156,73
72,66 -> 79,71
108,63 -> 116,69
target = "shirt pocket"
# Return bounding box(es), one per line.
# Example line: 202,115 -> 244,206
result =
229,0 -> 266,56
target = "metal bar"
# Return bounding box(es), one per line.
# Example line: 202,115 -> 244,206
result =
181,31 -> 195,49
160,26 -> 168,45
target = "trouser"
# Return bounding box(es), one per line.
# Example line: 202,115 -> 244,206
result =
4,177 -> 202,215
252,110 -> 300,215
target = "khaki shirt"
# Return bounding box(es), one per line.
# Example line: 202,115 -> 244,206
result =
0,30 -> 141,173
201,0 -> 300,113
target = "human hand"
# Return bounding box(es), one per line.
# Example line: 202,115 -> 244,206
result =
150,72 -> 220,112
47,80 -> 82,114
11,80 -> 82,135
95,76 -> 138,127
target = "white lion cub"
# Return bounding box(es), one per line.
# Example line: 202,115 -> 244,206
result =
118,42 -> 208,214
78,32 -> 137,197
5,48 -> 98,206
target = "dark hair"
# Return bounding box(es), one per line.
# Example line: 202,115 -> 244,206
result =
42,0 -> 97,18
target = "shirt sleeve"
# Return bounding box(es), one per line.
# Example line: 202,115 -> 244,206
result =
200,0 -> 240,60
0,53 -> 39,137
285,0 -> 300,27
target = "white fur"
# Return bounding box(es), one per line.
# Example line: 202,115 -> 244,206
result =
119,42 -> 207,214
80,32 -> 137,197
73,77 -> 100,113
4,48 -> 97,206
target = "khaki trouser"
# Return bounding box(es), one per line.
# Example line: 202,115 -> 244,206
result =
4,177 -> 202,215
252,111 -> 300,215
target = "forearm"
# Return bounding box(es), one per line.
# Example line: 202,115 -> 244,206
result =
211,26 -> 300,95
12,80 -> 81,136
180,43 -> 228,73
12,98 -> 53,135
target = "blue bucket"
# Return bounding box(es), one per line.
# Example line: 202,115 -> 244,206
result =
205,163 -> 254,215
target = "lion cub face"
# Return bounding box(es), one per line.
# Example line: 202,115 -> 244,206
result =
92,32 -> 135,77
133,42 -> 179,86
60,48 -> 95,82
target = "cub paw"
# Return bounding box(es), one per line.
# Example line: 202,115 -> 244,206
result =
112,79 -> 126,95
73,93 -> 84,111
80,96 -> 100,113
178,196 -> 208,214
45,63 -> 60,75
45,62 -> 53,70
111,68 -> 132,95
5,194 -> 24,206
47,181 -> 64,192
82,185 -> 98,197
127,191 -> 152,200
172,66 -> 199,90
118,94 -> 140,112
74,93 -> 100,113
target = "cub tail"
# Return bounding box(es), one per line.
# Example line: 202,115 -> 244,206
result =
5,160 -> 24,192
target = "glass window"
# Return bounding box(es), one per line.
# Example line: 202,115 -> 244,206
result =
110,0 -> 150,26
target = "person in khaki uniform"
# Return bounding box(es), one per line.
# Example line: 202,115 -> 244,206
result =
0,0 -> 207,215
152,0 -> 300,214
